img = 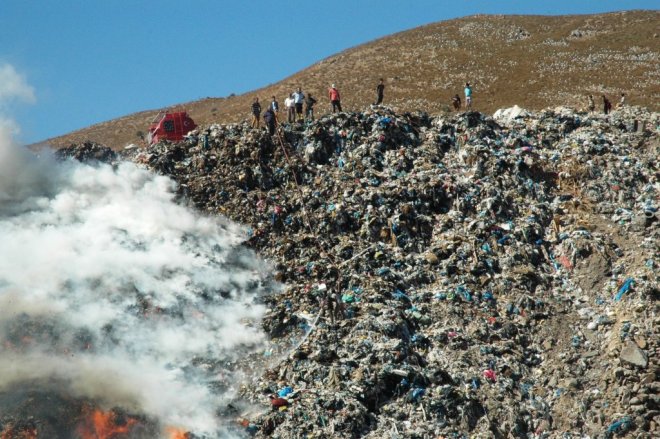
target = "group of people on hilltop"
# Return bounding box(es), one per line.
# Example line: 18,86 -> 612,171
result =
587,92 -> 626,115
251,79 -> 480,135
280,88 -> 319,124
253,80 -> 635,133
252,80 -> 630,136
249,83 -> 348,135
249,80 -> 391,135
281,88 -> 313,123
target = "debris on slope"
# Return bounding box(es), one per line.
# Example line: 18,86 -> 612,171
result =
54,141 -> 119,164
89,104 -> 657,437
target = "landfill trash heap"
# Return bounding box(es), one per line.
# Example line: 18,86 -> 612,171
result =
73,105 -> 658,438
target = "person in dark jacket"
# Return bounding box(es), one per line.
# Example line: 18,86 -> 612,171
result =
270,96 -> 280,121
452,94 -> 461,111
305,94 -> 318,121
251,97 -> 261,128
375,78 -> 385,105
602,95 -> 612,114
263,107 -> 276,135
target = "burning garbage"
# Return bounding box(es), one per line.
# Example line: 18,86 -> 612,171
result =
0,134 -> 276,437
76,409 -> 139,439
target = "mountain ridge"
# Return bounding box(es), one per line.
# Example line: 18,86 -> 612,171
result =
37,10 -> 659,151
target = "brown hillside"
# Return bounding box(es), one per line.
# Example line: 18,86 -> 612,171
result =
40,11 -> 659,151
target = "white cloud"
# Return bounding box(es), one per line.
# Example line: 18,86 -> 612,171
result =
0,63 -> 36,105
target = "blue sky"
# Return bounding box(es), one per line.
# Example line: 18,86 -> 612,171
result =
0,0 -> 656,144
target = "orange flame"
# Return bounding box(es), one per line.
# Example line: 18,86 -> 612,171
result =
165,427 -> 190,439
0,424 -> 38,439
77,409 -> 138,439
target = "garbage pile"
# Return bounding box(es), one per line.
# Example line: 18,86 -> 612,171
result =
90,105 -> 657,437
55,140 -> 119,163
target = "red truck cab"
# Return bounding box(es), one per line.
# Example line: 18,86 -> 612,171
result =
147,111 -> 197,145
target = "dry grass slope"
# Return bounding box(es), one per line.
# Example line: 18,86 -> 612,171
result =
39,11 -> 659,151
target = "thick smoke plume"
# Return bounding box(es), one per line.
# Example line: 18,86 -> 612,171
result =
0,127 -> 273,436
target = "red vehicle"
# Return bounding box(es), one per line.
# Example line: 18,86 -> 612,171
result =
147,111 -> 197,145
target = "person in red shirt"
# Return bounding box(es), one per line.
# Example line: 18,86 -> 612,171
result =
328,84 -> 342,113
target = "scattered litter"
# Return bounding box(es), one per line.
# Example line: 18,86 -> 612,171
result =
63,104 -> 657,438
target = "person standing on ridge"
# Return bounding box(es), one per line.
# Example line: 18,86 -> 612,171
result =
293,87 -> 305,122
587,95 -> 595,112
201,129 -> 210,149
329,84 -> 342,113
251,97 -> 261,129
270,96 -> 280,122
375,78 -> 385,105
602,95 -> 612,114
305,93 -> 318,121
284,93 -> 295,123
464,83 -> 473,110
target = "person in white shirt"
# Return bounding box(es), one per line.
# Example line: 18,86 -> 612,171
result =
618,92 -> 626,108
293,87 -> 305,122
284,94 -> 295,123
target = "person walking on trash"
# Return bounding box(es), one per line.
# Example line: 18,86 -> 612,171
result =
250,97 -> 261,128
263,107 -> 276,136
329,84 -> 342,113
317,267 -> 344,325
587,94 -> 595,112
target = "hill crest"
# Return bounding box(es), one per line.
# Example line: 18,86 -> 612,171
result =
38,10 -> 659,150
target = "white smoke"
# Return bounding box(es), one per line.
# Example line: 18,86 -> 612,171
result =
0,63 -> 36,107
0,62 -> 53,211
0,62 -> 35,140
0,90 -> 273,436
